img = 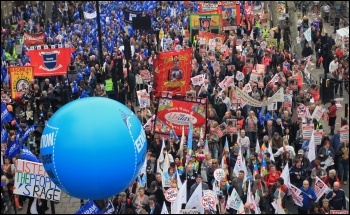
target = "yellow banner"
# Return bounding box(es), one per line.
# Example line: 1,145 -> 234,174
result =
9,66 -> 34,99
266,38 -> 278,48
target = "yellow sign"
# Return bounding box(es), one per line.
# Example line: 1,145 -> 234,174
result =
266,38 -> 278,48
9,66 -> 34,99
190,14 -> 221,42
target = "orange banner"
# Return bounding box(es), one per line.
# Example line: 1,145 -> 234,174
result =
9,66 -> 34,99
199,31 -> 226,44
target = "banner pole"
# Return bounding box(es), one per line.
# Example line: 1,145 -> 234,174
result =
51,200 -> 55,214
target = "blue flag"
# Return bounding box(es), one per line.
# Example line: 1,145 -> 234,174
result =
5,139 -> 20,159
20,145 -> 40,163
21,124 -> 35,144
75,200 -> 101,214
1,103 -> 14,125
187,121 -> 193,152
1,127 -> 8,143
101,200 -> 114,214
169,128 -> 179,144
257,108 -> 265,126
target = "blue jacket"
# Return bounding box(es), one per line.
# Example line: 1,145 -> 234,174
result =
299,186 -> 317,210
331,134 -> 341,151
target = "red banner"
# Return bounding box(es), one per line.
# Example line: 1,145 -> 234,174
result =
199,31 -> 226,44
23,32 -> 45,46
25,48 -> 74,76
155,98 -> 207,137
153,49 -> 192,96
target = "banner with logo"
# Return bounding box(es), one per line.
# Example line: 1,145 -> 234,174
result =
25,48 -> 74,76
140,70 -> 151,82
14,159 -> 62,201
153,49 -> 192,96
23,32 -> 45,46
154,98 -> 207,137
198,31 -> 226,46
221,1 -> 237,27
190,14 -> 221,42
9,66 -> 34,99
340,125 -> 349,142
83,11 -> 97,19
235,87 -> 284,107
75,200 -> 101,214
314,176 -> 331,202
122,8 -> 142,24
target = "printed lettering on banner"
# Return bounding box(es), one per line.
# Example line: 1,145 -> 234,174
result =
218,77 -> 227,90
198,38 -> 206,45
191,74 -> 205,86
283,94 -> 292,108
201,195 -> 216,209
314,177 -> 331,202
165,188 -> 178,203
268,74 -> 280,84
14,159 -> 61,201
302,125 -> 314,140
208,39 -> 216,51
214,168 -> 226,181
313,130 -> 323,145
225,76 -> 235,88
179,209 -> 199,214
330,210 -> 349,214
311,106 -> 324,121
340,125 -> 349,142
260,41 -> 267,50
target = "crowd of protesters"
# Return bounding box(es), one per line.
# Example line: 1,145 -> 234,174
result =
1,1 -> 349,214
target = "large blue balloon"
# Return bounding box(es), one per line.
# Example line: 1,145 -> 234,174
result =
40,98 -> 147,200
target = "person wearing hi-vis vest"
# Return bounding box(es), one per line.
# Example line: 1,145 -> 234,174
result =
262,26 -> 269,38
104,74 -> 115,100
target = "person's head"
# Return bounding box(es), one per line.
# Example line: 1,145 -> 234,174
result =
150,153 -> 157,162
155,173 -> 162,182
4,157 -> 10,164
328,169 -> 336,178
186,164 -> 193,172
303,180 -> 309,190
298,149 -> 304,157
324,140 -> 331,149
295,159 -> 302,168
264,152 -> 271,160
196,174 -> 202,184
240,129 -> 246,137
269,164 -> 276,172
138,187 -> 145,196
238,170 -> 245,180
274,132 -> 280,139
244,203 -> 251,212
333,182 -> 340,191
119,192 -> 127,201
276,177 -> 284,187
322,199 -> 329,208
314,159 -> 321,168
148,195 -> 156,206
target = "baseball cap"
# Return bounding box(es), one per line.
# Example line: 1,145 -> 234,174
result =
298,149 -> 304,154
119,192 -> 126,197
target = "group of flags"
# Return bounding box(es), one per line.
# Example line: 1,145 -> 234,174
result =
1,102 -> 40,164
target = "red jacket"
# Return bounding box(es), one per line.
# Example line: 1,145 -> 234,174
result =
265,170 -> 281,191
328,105 -> 337,117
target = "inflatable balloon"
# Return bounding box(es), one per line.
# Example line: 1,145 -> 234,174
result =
40,97 -> 147,200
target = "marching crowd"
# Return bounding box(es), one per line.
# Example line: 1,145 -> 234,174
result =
1,1 -> 349,214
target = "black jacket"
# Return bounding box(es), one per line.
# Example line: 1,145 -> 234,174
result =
302,46 -> 313,57
144,203 -> 162,214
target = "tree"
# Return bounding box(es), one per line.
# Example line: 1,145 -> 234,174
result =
287,2 -> 302,57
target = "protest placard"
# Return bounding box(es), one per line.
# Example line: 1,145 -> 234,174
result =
313,130 -> 323,145
250,71 -> 260,82
302,125 -> 314,140
140,70 -> 151,82
201,194 -> 216,210
283,94 -> 292,108
214,168 -> 226,181
255,64 -> 265,74
191,74 -> 205,86
340,125 -> 349,142
235,71 -> 245,81
330,210 -> 349,214
165,188 -> 178,203
14,159 -> 62,201
179,209 -> 199,214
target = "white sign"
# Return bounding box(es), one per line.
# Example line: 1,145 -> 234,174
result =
304,28 -> 312,42
311,106 -> 324,121
340,125 -> 349,142
236,71 -> 245,81
14,159 -> 62,201
201,195 -> 216,209
302,125 -> 314,140
165,188 -> 178,203
214,168 -> 226,181
313,130 -> 324,145
267,101 -> 277,111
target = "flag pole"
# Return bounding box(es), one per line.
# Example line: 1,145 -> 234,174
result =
96,1 -> 104,66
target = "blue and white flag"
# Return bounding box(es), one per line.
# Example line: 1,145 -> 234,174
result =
1,127 -> 8,143
75,200 -> 101,214
101,200 -> 114,214
21,124 -> 35,144
1,103 -> 14,125
20,145 -> 40,163
122,8 -> 142,24
84,11 -> 97,19
4,139 -> 20,159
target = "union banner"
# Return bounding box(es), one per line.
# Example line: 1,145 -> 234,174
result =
9,66 -> 34,99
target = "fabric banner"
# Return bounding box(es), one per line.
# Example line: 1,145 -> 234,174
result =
314,176 -> 331,202
23,32 -> 45,46
289,183 -> 303,207
14,159 -> 62,201
83,11 -> 97,19
1,103 -> 14,124
155,98 -> 207,137
236,87 -> 284,107
20,145 -> 40,163
198,31 -> 226,45
304,28 -> 312,42
140,70 -> 151,82
189,14 -> 221,42
122,8 -> 142,24
153,49 -> 192,96
9,66 -> 34,99
25,48 -> 74,76
75,200 -> 101,214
